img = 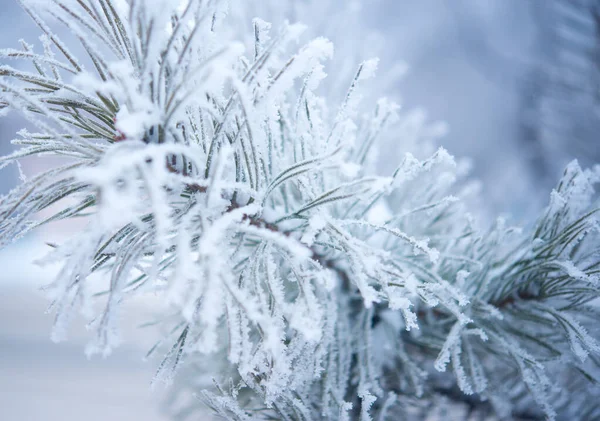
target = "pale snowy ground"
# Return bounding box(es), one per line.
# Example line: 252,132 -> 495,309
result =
0,240 -> 171,421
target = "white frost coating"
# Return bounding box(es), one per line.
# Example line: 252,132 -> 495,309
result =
263,37 -> 334,106
553,260 -> 600,286
358,386 -> 377,421
357,58 -> 379,81
544,306 -> 600,362
435,321 -> 462,372
340,219 -> 440,263
252,18 -> 272,59
387,293 -> 418,331
365,200 -> 392,225
238,223 -> 312,262
300,214 -> 328,246
455,270 -> 470,289
2,1 -> 600,420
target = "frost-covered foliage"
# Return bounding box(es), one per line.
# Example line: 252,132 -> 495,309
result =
1,1 -> 600,420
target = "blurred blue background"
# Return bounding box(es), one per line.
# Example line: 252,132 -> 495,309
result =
1,0 -> 598,420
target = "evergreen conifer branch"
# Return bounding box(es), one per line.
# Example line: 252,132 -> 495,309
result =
1,1 -> 600,420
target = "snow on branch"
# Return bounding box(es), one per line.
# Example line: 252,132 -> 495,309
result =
1,1 -> 600,420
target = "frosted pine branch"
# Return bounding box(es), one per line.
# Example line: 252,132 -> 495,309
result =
1,1 -> 600,420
